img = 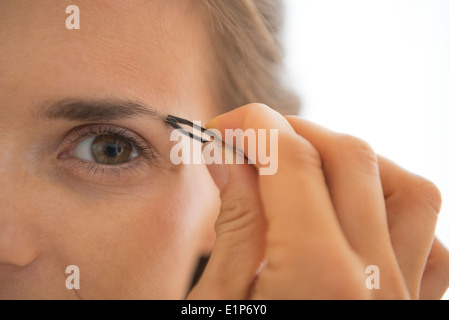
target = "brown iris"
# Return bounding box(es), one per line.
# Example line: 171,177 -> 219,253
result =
91,135 -> 133,165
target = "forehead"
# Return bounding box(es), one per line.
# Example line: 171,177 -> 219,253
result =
0,0 -> 214,118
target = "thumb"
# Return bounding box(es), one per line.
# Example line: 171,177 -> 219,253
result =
188,148 -> 266,299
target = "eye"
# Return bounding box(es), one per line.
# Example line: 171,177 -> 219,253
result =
72,134 -> 140,165
57,124 -> 158,183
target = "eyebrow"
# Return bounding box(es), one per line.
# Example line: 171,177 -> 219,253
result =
37,99 -> 166,122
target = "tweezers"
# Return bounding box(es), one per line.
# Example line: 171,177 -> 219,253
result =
165,115 -> 248,160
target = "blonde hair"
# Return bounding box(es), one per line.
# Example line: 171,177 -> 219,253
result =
200,0 -> 300,115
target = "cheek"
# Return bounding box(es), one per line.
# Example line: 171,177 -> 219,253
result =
33,165 -> 218,298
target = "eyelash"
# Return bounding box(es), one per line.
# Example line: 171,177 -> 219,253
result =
59,124 -> 157,179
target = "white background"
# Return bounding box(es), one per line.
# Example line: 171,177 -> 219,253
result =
283,0 -> 448,299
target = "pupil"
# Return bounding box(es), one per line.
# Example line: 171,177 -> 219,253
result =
104,143 -> 122,158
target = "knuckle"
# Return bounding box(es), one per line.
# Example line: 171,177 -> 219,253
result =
233,103 -> 275,128
239,103 -> 289,131
337,134 -> 377,161
241,103 -> 273,119
279,132 -> 322,169
214,199 -> 262,236
334,134 -> 379,173
406,177 -> 442,214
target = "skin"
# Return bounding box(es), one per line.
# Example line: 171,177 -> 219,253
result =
190,105 -> 449,299
1,0 -> 448,300
0,0 -> 220,299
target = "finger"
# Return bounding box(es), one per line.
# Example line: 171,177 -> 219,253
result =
378,155 -> 441,299
205,104 -> 362,299
188,151 -> 266,299
285,115 -> 408,297
206,104 -> 346,263
420,238 -> 449,300
284,117 -> 395,256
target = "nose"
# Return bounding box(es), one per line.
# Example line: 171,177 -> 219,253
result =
0,145 -> 41,267
0,216 -> 40,267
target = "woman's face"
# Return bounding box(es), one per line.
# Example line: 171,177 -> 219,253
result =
0,0 -> 220,299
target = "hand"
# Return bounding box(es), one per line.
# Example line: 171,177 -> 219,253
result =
187,104 -> 449,299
